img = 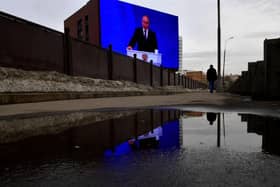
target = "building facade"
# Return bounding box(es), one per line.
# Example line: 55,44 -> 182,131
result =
186,71 -> 207,83
64,0 -> 100,46
178,36 -> 183,72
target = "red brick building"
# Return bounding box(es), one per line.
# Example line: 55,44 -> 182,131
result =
64,0 -> 100,46
186,71 -> 207,83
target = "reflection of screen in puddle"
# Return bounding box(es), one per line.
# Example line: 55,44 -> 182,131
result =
138,127 -> 163,141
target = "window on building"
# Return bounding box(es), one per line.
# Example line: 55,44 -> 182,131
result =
77,19 -> 83,40
85,15 -> 89,42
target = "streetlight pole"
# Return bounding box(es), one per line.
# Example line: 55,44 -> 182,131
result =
222,37 -> 234,88
217,113 -> 221,147
217,0 -> 222,91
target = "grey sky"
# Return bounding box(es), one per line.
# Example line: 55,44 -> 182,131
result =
1,0 -> 280,75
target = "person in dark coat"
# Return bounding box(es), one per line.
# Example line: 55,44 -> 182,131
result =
207,113 -> 217,125
207,65 -> 218,93
127,15 -> 158,53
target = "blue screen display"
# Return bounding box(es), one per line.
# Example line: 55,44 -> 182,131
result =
100,0 -> 179,69
160,120 -> 180,149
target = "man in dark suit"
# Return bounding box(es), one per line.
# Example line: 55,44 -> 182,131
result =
127,15 -> 158,53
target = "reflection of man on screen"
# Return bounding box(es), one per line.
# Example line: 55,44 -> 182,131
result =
127,16 -> 158,53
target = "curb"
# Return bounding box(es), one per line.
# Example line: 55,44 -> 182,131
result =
0,90 -> 190,105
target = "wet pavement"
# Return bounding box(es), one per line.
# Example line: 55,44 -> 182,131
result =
0,107 -> 280,187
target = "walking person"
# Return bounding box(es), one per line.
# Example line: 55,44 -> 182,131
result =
207,65 -> 218,93
206,113 -> 217,125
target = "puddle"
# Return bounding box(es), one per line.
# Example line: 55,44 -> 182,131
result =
0,108 -> 280,186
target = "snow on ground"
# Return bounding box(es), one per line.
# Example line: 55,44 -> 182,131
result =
0,67 -> 192,93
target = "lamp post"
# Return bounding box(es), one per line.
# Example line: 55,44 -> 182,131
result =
222,36 -> 234,88
217,0 -> 222,91
217,113 -> 221,147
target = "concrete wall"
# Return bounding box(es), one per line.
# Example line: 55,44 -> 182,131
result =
169,71 -> 175,86
240,71 -> 249,95
71,38 -> 108,79
152,67 -> 161,87
247,62 -> 256,93
136,60 -> 151,85
251,61 -> 265,99
229,38 -> 280,100
162,69 -> 169,86
112,53 -> 134,82
0,12 -> 64,73
264,39 -> 280,99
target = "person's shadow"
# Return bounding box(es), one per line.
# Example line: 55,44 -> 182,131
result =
207,113 -> 217,125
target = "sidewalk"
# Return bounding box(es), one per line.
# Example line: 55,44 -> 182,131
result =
1,92 -> 280,119
0,93 -> 242,118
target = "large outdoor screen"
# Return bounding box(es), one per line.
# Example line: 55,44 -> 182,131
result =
100,0 -> 179,69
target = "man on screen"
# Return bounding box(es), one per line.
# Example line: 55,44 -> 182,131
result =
127,15 -> 158,53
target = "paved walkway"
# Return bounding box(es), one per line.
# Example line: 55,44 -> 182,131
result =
0,93 -> 242,117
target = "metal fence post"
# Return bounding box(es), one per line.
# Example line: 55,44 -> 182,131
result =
150,110 -> 154,133
160,65 -> 164,87
134,113 -> 138,140
107,44 -> 113,80
63,28 -> 73,75
133,54 -> 137,83
178,75 -> 180,85
150,60 -> 153,86
192,79 -> 194,89
174,72 -> 176,86
168,69 -> 170,86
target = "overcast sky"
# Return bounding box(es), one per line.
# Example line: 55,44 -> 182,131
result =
1,0 -> 280,74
